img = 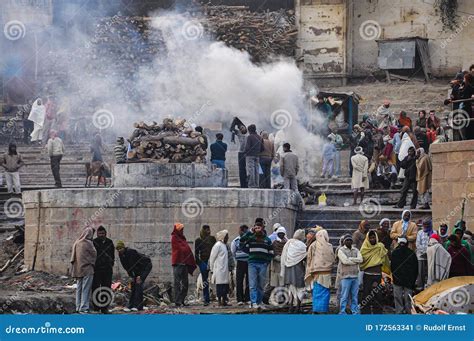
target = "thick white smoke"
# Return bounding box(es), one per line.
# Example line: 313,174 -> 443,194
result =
135,12 -> 325,178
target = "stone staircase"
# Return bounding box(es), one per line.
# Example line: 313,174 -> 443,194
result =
1,144 -> 115,189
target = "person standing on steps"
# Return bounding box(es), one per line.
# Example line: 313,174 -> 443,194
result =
258,131 -> 275,189
395,146 -> 418,209
416,148 -> 432,210
1,143 -> 25,194
230,117 -> 248,188
46,129 -> 65,188
351,146 -> 368,205
244,124 -> 264,188
280,143 -> 299,191
210,133 -> 227,169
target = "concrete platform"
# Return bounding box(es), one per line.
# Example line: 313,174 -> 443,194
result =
113,163 -> 228,188
22,187 -> 300,282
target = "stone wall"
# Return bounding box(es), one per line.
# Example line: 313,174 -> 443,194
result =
113,163 -> 228,188
431,140 -> 474,231
297,0 -> 474,81
23,187 -> 300,283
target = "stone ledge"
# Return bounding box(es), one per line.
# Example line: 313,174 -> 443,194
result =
22,188 -> 301,211
430,140 -> 474,154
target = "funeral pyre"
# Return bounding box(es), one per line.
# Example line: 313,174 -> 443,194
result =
127,119 -> 207,163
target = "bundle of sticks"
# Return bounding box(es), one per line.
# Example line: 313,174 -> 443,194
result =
127,118 -> 207,163
203,6 -> 297,62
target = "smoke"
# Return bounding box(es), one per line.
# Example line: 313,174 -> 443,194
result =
136,12 -> 325,177
2,3 -> 326,177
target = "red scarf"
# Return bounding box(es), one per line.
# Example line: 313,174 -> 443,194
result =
171,226 -> 197,275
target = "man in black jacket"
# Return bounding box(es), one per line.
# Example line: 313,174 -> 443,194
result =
390,237 -> 418,314
244,124 -> 263,188
194,225 -> 217,306
92,226 -> 115,313
395,146 -> 418,209
116,241 -> 152,311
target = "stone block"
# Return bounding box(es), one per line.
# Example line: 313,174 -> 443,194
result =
113,163 -> 228,188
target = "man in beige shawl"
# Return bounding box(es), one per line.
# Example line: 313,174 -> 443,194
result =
70,227 -> 97,313
305,229 -> 334,313
351,146 -> 369,205
416,148 -> 432,210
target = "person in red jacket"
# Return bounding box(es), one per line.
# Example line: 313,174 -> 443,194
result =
171,223 -> 197,306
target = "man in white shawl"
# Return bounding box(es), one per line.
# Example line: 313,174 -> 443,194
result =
397,130 -> 415,179
280,229 -> 306,312
351,146 -> 369,205
209,230 -> 230,306
28,98 -> 46,144
427,233 -> 452,286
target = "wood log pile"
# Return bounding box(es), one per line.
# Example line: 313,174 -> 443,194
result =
203,6 -> 297,63
128,119 -> 207,163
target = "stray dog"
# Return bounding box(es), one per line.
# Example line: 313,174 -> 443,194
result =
195,273 -> 215,302
85,161 -> 108,187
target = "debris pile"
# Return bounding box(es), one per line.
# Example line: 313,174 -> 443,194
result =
128,119 -> 207,163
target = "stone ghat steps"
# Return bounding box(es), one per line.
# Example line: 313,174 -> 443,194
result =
296,205 -> 431,246
306,189 -> 418,206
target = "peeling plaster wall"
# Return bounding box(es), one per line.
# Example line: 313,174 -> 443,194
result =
350,0 -> 474,78
295,0 -> 346,80
297,0 -> 474,79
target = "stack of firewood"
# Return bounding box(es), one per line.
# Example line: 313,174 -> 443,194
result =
127,119 -> 207,163
203,6 -> 297,62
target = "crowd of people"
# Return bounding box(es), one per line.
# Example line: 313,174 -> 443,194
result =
69,214 -> 472,314
342,101 -> 439,208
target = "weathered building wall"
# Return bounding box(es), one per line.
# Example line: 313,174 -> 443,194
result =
295,0 -> 346,86
297,0 -> 473,80
431,141 -> 474,231
23,188 -> 300,283
350,0 -> 474,77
